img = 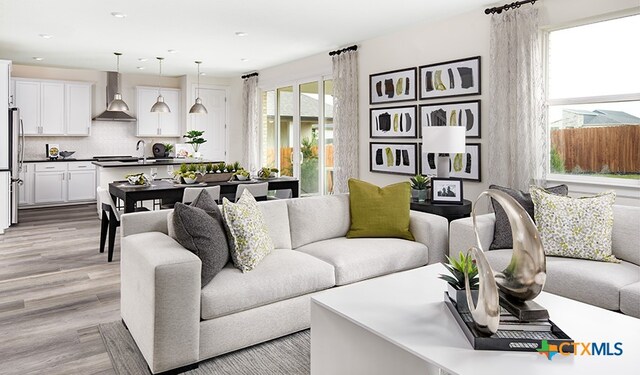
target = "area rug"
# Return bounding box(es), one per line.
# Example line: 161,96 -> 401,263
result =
99,321 -> 310,375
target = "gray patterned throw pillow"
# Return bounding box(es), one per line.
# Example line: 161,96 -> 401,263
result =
489,184 -> 568,250
530,186 -> 618,263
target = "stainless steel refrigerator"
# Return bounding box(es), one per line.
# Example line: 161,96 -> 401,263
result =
7,108 -> 23,224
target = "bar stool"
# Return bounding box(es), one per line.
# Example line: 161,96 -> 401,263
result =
97,187 -> 148,262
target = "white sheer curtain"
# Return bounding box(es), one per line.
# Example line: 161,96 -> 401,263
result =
331,49 -> 359,193
488,8 -> 547,190
242,75 -> 260,173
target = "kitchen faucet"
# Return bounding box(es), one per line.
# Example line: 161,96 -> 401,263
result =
136,140 -> 146,164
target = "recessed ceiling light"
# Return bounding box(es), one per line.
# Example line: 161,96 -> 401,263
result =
39,34 -> 53,39
138,58 -> 147,62
235,31 -> 248,37
111,12 -> 127,18
32,57 -> 44,61
167,49 -> 177,54
240,58 -> 249,62
136,66 -> 145,70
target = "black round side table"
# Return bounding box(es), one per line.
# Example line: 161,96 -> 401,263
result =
410,199 -> 472,222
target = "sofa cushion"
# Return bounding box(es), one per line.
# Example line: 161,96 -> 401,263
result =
347,179 -> 414,241
287,194 -> 351,249
200,249 -> 335,320
295,237 -> 428,285
257,200 -> 292,250
612,205 -> 640,266
620,282 -> 640,318
484,250 -> 640,310
489,184 -> 568,250
531,187 -> 618,263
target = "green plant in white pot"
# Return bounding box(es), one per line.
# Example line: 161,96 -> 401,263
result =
410,174 -> 430,202
439,251 -> 479,312
183,130 -> 207,158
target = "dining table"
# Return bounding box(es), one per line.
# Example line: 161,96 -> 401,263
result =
109,177 -> 300,213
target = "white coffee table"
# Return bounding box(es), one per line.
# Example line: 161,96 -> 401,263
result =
311,263 -> 640,375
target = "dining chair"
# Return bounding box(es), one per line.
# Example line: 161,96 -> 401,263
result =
182,186 -> 221,204
270,189 -> 293,200
235,182 -> 268,202
97,187 -> 148,262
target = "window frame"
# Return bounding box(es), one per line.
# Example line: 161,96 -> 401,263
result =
543,14 -> 640,189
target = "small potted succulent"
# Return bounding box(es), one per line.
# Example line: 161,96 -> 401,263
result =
439,251 -> 479,311
410,174 -> 430,202
163,143 -> 174,158
233,168 -> 250,181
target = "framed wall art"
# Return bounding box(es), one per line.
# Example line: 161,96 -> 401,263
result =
370,142 -> 418,175
431,178 -> 464,204
369,67 -> 417,104
419,56 -> 481,100
370,105 -> 417,138
419,100 -> 481,138
420,143 -> 481,182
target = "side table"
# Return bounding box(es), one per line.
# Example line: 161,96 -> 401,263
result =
410,199 -> 472,222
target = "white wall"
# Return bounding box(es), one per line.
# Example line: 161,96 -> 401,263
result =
11,64 -> 242,161
258,0 -> 639,206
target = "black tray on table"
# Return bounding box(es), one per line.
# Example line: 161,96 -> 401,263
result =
444,292 -> 574,352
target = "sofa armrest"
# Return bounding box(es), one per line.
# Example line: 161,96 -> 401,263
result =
121,210 -> 172,237
410,211 -> 449,265
449,213 -> 496,256
121,232 -> 201,374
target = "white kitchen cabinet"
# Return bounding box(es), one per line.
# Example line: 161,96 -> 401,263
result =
136,86 -> 182,137
12,78 -> 92,136
65,83 -> 92,136
34,171 -> 66,203
23,162 -> 96,206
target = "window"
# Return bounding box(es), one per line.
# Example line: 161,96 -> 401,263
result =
261,77 -> 334,195
546,14 -> 640,182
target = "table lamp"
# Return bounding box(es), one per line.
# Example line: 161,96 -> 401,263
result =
422,126 -> 466,178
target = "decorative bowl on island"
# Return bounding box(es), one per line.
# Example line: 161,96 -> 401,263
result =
59,151 -> 76,159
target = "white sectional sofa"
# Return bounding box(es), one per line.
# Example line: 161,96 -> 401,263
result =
449,205 -> 640,319
120,194 -> 449,374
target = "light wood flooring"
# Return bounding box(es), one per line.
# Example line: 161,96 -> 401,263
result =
0,204 -> 120,374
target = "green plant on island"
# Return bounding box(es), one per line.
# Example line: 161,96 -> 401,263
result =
410,174 -> 430,190
183,130 -> 207,153
163,143 -> 174,153
438,251 -> 479,290
205,163 -> 213,173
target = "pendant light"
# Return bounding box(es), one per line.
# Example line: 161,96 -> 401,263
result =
151,57 -> 171,113
189,61 -> 208,114
107,52 -> 129,111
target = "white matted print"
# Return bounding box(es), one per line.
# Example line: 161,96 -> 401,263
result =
370,142 -> 418,175
420,100 -> 481,138
419,56 -> 481,100
431,178 -> 463,204
369,67 -> 417,104
370,105 -> 417,138
420,143 -> 481,182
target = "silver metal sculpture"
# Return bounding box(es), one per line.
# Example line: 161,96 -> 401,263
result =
464,189 -> 547,335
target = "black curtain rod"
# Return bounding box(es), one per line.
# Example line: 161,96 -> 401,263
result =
329,45 -> 358,56
241,72 -> 258,79
485,0 -> 537,15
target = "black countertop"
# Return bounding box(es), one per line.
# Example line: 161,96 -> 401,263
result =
25,158 -> 95,163
93,158 -> 222,168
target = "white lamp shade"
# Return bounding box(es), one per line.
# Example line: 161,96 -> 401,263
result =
422,126 -> 466,154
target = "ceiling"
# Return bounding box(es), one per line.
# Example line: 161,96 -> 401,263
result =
0,0 -> 496,77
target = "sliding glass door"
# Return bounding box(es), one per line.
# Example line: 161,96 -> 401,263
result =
261,77 -> 333,196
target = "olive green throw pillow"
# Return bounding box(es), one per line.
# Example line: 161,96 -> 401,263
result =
347,179 -> 414,241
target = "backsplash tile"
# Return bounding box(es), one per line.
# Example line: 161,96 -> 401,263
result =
23,121 -> 180,160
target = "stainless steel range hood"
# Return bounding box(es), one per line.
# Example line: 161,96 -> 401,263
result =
93,72 -> 137,122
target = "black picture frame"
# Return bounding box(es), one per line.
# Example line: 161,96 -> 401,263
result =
419,56 -> 481,100
370,142 -> 418,176
369,67 -> 417,105
431,178 -> 464,204
419,100 -> 481,138
370,105 -> 418,138
419,143 -> 482,182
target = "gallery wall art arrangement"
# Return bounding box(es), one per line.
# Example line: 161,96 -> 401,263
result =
368,56 -> 482,179
370,142 -> 418,175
